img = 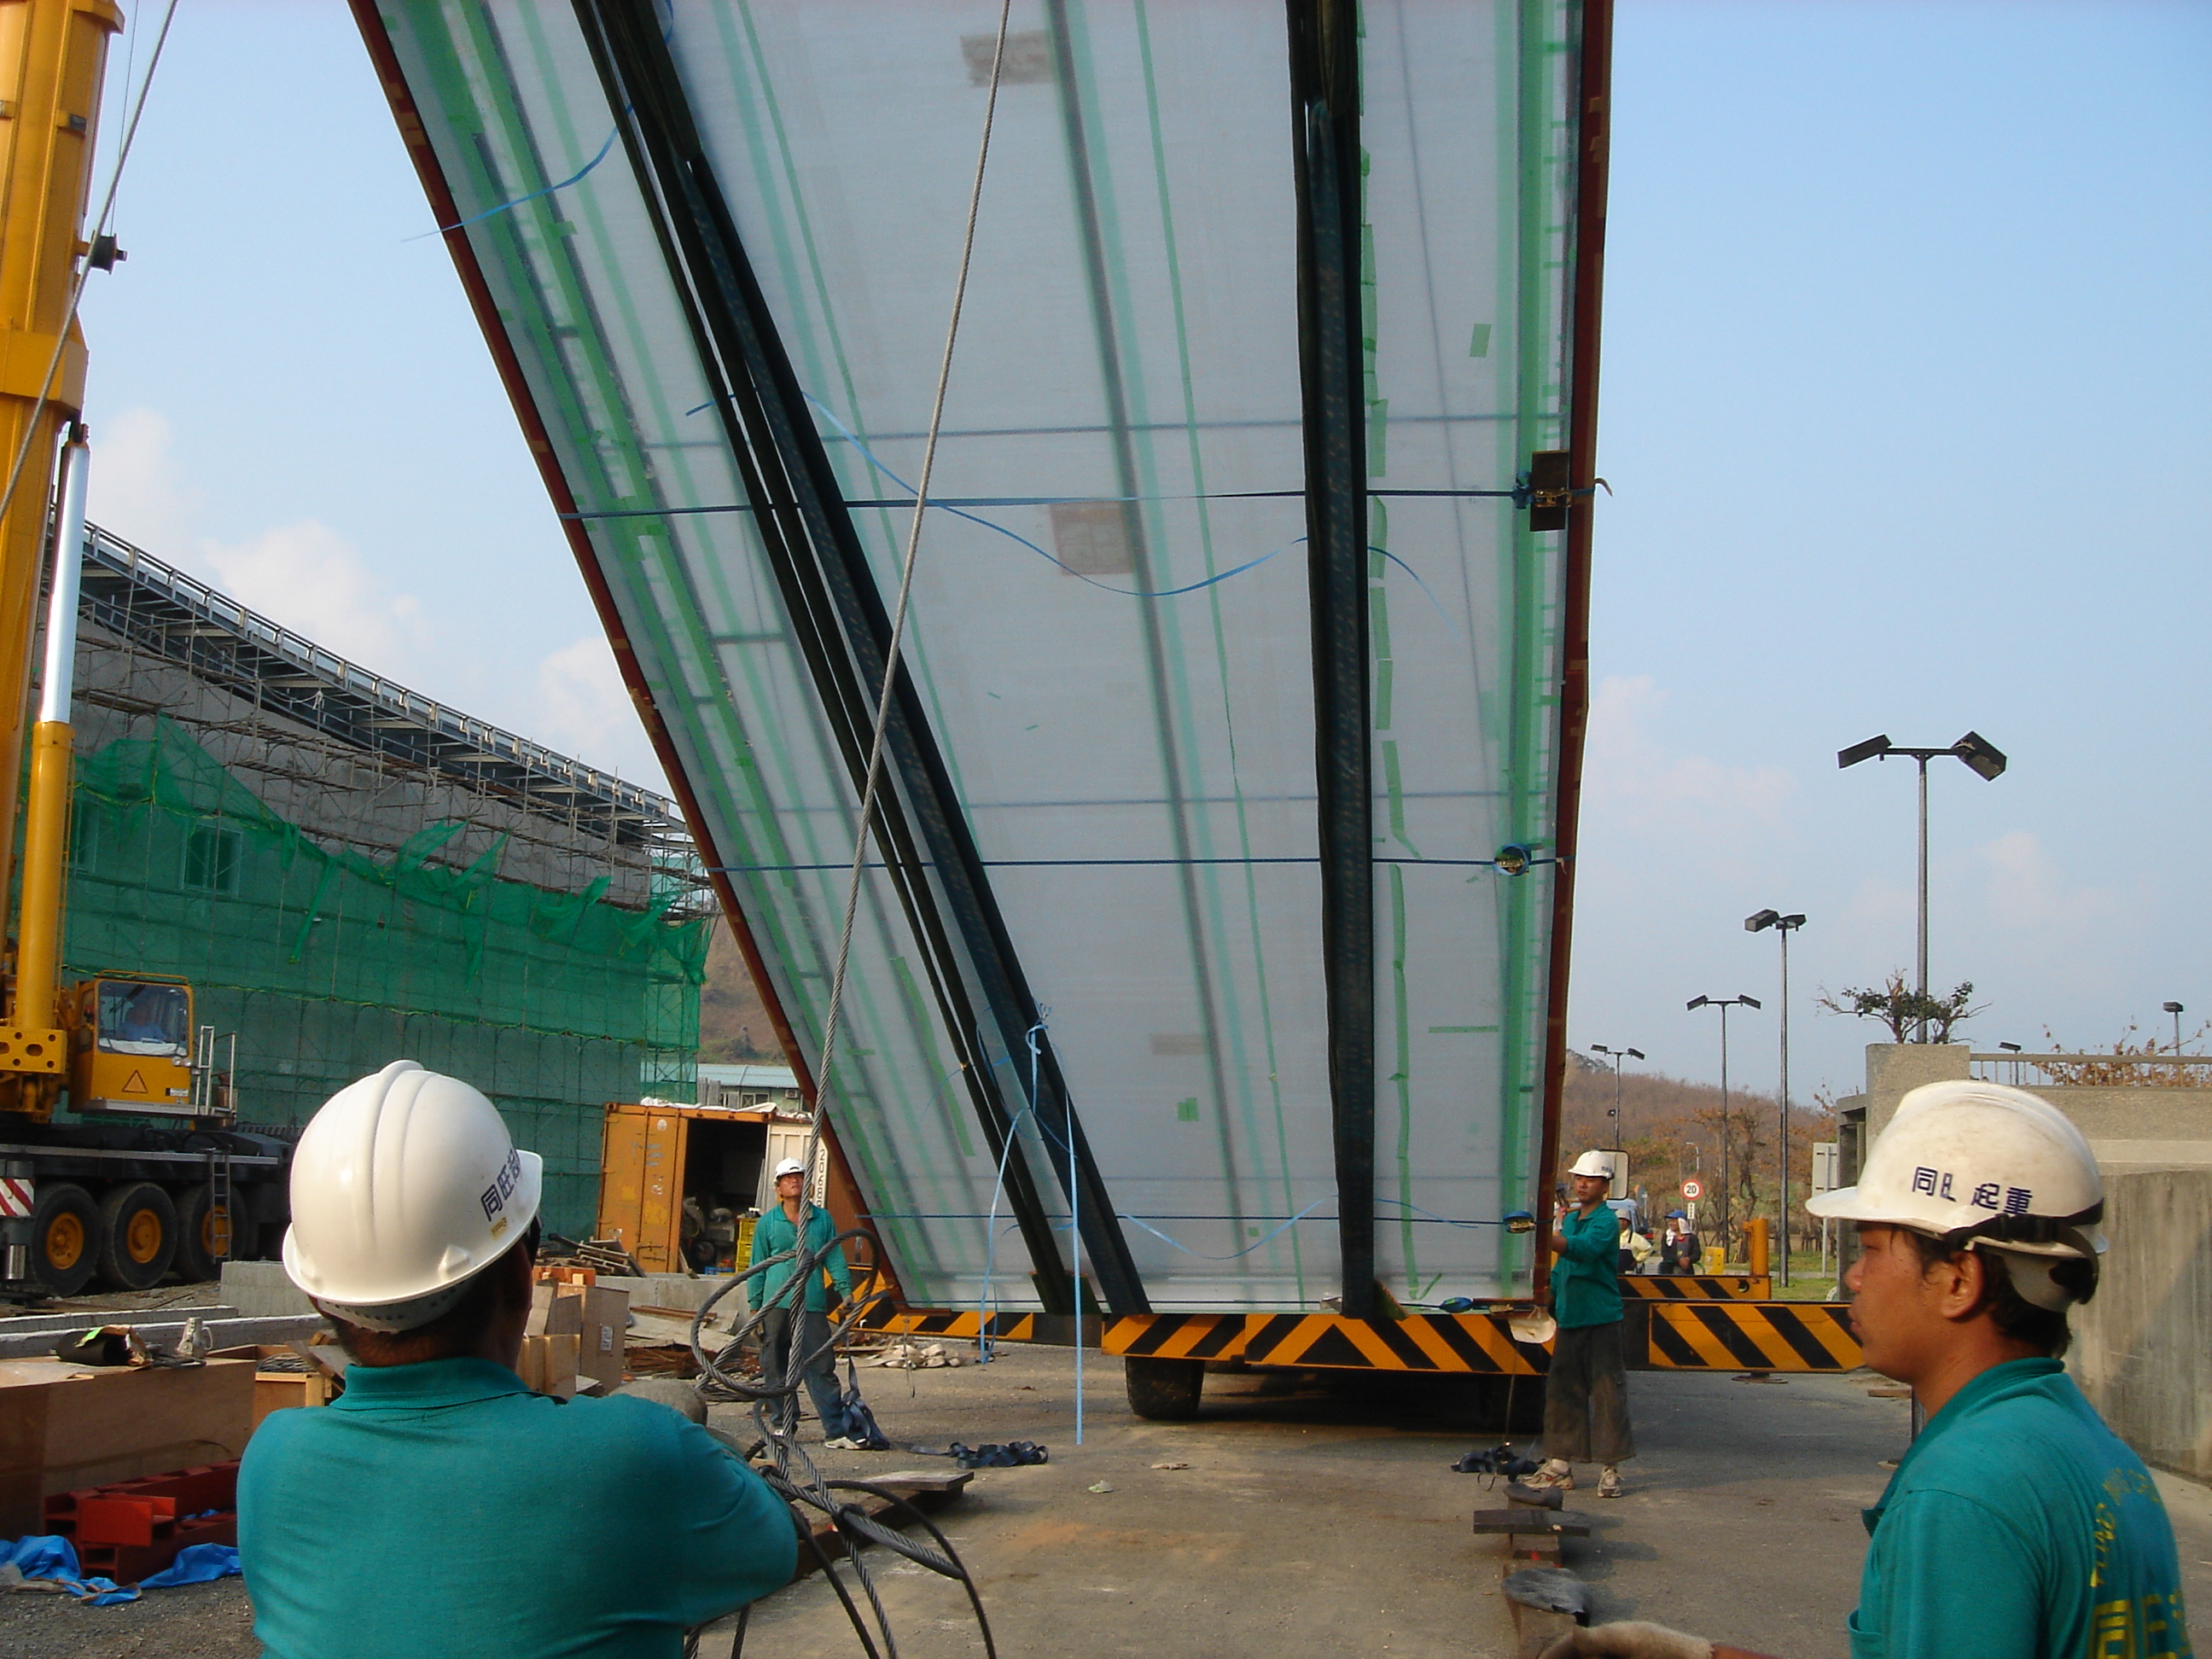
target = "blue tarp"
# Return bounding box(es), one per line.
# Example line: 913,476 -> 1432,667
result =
2,1534 -> 241,1605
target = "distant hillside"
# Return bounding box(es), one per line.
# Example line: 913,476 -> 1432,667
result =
699,922 -> 777,1062
1561,1052 -> 1834,1246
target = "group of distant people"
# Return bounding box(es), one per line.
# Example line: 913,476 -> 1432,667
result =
1614,1207 -> 1704,1276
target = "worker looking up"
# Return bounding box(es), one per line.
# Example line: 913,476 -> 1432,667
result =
239,1062 -> 795,1659
748,1155 -> 859,1447
1525,1150 -> 1633,1499
1543,1081 -> 2190,1659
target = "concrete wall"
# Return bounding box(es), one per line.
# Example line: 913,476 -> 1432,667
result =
2067,1162 -> 2212,1482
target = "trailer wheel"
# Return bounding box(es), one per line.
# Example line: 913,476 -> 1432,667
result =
1124,1355 -> 1203,1420
30,1183 -> 101,1296
95,1183 -> 178,1290
174,1184 -> 235,1283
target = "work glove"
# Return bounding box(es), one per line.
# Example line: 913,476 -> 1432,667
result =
1540,1621 -> 1713,1659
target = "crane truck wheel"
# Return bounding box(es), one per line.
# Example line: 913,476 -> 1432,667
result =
174,1184 -> 236,1284
1123,1356 -> 1203,1421
95,1183 -> 179,1291
30,1184 -> 101,1296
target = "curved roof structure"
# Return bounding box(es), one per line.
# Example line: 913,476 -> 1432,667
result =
357,0 -> 1610,1315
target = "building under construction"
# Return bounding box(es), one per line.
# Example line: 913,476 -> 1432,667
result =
51,522 -> 712,1241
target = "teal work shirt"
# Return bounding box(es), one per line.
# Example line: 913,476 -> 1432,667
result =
748,1202 -> 853,1314
1850,1358 -> 2192,1659
238,1358 -> 795,1659
1550,1203 -> 1623,1329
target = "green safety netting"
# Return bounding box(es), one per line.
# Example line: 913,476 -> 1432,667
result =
61,716 -> 707,1236
373,1 -> 1593,1309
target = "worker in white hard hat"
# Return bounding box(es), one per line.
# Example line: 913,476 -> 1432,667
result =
1543,1080 -> 2191,1659
237,1062 -> 795,1659
1523,1149 -> 1634,1499
745,1154 -> 859,1447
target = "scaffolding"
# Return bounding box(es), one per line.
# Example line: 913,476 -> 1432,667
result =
54,526 -> 713,1237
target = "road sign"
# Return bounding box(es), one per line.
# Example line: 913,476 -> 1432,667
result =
1680,1179 -> 1703,1202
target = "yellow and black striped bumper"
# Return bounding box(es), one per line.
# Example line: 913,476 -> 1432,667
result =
872,1299 -> 1863,1375
1639,1301 -> 1860,1371
1620,1275 -> 1770,1301
1104,1312 -> 1547,1374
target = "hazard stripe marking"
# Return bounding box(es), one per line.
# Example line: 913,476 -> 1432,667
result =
0,1179 -> 31,1219
1621,1276 -> 1767,1301
1099,1313 -> 1544,1375
1644,1303 -> 1860,1371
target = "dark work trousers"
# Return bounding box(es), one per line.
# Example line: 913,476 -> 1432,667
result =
758,1307 -> 847,1441
1542,1319 -> 1635,1464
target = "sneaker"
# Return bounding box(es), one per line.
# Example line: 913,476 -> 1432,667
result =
1598,1465 -> 1623,1498
821,1435 -> 861,1451
1519,1459 -> 1574,1492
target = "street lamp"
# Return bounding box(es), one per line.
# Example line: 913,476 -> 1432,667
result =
1745,911 -> 1806,1288
1685,994 -> 1761,1254
1589,1044 -> 1644,1150
2164,1001 -> 2185,1055
1838,732 -> 2005,1038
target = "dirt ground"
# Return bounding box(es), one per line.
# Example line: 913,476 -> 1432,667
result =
5,1342 -> 2209,1658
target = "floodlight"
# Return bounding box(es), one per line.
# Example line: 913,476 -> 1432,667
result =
1685,996 -> 1708,1011
1999,1042 -> 2023,1053
1744,908 -> 1780,932
1627,1047 -> 1644,1060
1837,734 -> 1891,769
2164,1001 -> 2184,1016
1953,731 -> 2006,782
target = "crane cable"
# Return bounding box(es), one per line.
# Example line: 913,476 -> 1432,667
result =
681,5 -> 1016,1656
0,0 -> 181,534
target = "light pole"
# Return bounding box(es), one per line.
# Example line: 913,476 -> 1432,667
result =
1838,732 -> 2005,1038
1686,994 -> 1760,1256
1589,1044 -> 1644,1151
2165,1001 -> 2185,1055
1745,911 -> 1806,1287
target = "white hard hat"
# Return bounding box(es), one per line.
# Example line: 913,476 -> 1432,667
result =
1807,1080 -> 2104,1308
282,1060 -> 542,1331
1568,1150 -> 1615,1179
773,1157 -> 807,1179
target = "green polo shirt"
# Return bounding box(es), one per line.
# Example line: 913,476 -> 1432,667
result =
748,1202 -> 853,1314
1849,1358 -> 2191,1659
238,1358 -> 795,1658
1550,1202 -> 1623,1329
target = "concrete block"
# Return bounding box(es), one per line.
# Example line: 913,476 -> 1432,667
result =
219,1260 -> 318,1318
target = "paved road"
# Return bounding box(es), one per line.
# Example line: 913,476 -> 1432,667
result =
719,1345 -> 2212,1659
6,1337 -> 2207,1657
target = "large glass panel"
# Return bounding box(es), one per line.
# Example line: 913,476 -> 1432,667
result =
375,0 -> 1590,1309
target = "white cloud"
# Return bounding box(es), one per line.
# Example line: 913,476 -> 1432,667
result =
82,405 -> 431,677
533,635 -> 641,775
1582,674 -> 1794,829
86,406 -> 202,550
1977,829 -> 2125,934
201,520 -> 428,674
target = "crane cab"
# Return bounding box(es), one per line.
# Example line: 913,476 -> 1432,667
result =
69,975 -> 197,1117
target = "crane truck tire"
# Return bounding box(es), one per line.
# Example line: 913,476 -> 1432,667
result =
1124,1355 -> 1204,1421
174,1184 -> 234,1283
95,1183 -> 178,1291
30,1183 -> 100,1295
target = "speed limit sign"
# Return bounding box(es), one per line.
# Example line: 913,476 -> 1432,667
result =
1681,1179 -> 1703,1201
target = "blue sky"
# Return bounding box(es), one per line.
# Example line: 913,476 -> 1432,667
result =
74,3 -> 2211,1105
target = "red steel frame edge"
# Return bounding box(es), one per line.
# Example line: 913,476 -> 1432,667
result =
346,4 -> 900,1300
1534,0 -> 1614,1303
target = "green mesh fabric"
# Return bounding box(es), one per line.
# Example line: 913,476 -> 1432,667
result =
61,717 -> 707,1237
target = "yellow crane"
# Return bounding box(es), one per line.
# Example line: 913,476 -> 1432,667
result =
0,0 -> 231,1296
